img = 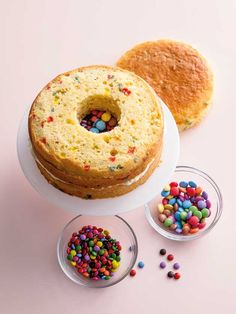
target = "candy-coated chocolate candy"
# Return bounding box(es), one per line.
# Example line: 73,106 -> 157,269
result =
182,225 -> 190,235
163,184 -> 171,191
167,254 -> 174,261
176,228 -> 182,234
179,181 -> 188,188
189,181 -> 197,188
164,218 -> 173,227
206,200 -> 212,209
158,203 -> 164,213
130,269 -> 136,277
180,211 -> 187,220
159,249 -> 166,256
174,272 -> 181,280
170,182 -> 178,187
170,223 -> 177,230
169,198 -> 176,205
95,120 -> 106,131
189,227 -> 199,234
160,261 -> 166,269
173,262 -> 180,270
138,261 -> 145,268
202,191 -> 208,200
101,112 -> 111,122
170,187 -> 179,196
163,209 -> 171,217
197,200 -> 206,209
164,204 -> 173,210
194,210 -> 202,219
90,127 -> 100,133
188,216 -> 199,227
167,271 -> 174,278
158,214 -> 167,223
189,206 -> 198,214
182,200 -> 192,209
174,212 -> 181,221
186,187 -> 195,196
198,222 -> 206,229
201,208 -> 209,218
161,190 -> 170,197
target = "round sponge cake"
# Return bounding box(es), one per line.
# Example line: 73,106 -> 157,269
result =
29,65 -> 163,199
116,40 -> 214,131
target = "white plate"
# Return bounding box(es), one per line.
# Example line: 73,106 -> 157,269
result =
17,99 -> 179,215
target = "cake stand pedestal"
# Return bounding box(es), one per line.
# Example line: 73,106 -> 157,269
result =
17,99 -> 179,216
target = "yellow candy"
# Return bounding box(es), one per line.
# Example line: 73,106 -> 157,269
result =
70,250 -> 76,256
101,112 -> 111,122
97,241 -> 103,247
90,255 -> 96,260
164,204 -> 173,210
166,195 -> 173,199
158,203 -> 164,213
111,268 -> 118,272
70,261 -> 76,266
66,118 -> 75,125
103,230 -> 110,236
112,260 -> 119,269
164,184 -> 170,191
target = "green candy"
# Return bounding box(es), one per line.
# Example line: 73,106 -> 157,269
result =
164,218 -> 173,228
201,208 -> 209,218
91,251 -> 97,256
108,257 -> 114,261
180,211 -> 187,220
67,254 -> 73,261
105,276 -> 111,280
89,240 -> 94,247
87,267 -> 92,273
189,206 -> 198,214
194,210 -> 202,219
111,253 -> 116,259
99,249 -> 105,255
89,247 -> 93,252
75,245 -> 82,251
112,245 -> 117,251
116,256 -> 121,262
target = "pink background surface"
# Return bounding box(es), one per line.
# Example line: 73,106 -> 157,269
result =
0,1 -> 235,313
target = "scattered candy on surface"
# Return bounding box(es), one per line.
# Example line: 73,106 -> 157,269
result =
138,261 -> 145,269
80,110 -> 117,133
160,261 -> 166,269
174,272 -> 181,280
157,180 -> 212,235
167,271 -> 174,278
173,262 -> 180,270
160,248 -> 166,256
167,254 -> 174,261
130,269 -> 136,277
66,225 -> 122,281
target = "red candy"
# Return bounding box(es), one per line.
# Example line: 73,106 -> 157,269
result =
130,269 -> 136,277
174,272 -> 181,280
167,254 -> 174,261
170,187 -> 179,196
188,216 -> 199,227
170,182 -> 178,187
186,187 -> 195,196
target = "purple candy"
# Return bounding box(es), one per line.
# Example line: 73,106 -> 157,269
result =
173,262 -> 180,270
202,191 -> 208,200
206,199 -> 211,209
179,195 -> 185,202
80,234 -> 86,240
197,200 -> 206,209
93,245 -> 100,252
187,211 -> 192,219
190,196 -> 196,203
176,228 -> 182,234
208,208 -> 212,217
160,261 -> 166,269
195,196 -> 203,202
84,254 -> 90,261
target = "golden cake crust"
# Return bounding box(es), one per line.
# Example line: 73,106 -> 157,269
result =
116,40 -> 214,130
29,65 -> 164,198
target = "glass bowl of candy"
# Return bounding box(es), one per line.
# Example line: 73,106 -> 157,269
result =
57,215 -> 138,288
145,166 -> 223,241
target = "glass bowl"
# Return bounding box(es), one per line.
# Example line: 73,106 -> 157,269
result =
57,215 -> 138,288
145,166 -> 223,241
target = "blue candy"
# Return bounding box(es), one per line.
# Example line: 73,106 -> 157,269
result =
179,181 -> 188,188
177,199 -> 183,206
178,207 -> 184,212
161,190 -> 170,197
182,200 -> 192,209
90,127 -> 100,133
175,212 -> 181,221
95,119 -> 106,131
138,261 -> 145,268
71,244 -> 75,249
169,198 -> 176,205
189,181 -> 197,188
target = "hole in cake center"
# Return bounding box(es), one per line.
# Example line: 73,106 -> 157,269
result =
78,95 -> 120,133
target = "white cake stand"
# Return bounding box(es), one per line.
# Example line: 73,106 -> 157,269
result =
17,99 -> 179,215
